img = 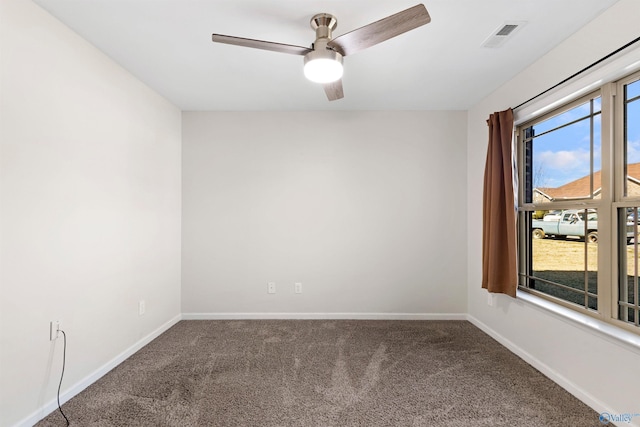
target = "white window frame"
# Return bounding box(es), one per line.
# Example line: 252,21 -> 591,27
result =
514,45 -> 640,336
613,70 -> 640,329
516,90 -> 605,315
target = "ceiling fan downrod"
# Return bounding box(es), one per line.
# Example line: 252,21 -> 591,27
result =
310,13 -> 337,41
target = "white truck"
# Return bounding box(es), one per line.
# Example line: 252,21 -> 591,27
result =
531,209 -> 635,243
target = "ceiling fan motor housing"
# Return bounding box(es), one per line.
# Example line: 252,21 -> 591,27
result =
304,13 -> 343,83
307,12 -> 342,61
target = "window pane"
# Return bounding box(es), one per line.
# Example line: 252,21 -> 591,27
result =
527,209 -> 597,310
527,96 -> 600,203
593,96 -> 602,113
533,97 -> 600,135
625,79 -> 640,197
627,78 -> 640,100
619,207 -> 640,326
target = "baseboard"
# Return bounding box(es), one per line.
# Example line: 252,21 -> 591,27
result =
466,314 -> 633,426
16,314 -> 182,427
182,312 -> 468,320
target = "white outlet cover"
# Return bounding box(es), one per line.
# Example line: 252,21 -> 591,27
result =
49,320 -> 60,341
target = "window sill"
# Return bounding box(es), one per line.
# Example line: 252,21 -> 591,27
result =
516,290 -> 640,354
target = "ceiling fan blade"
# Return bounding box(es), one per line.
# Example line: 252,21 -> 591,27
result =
327,4 -> 431,56
212,34 -> 312,56
323,79 -> 344,101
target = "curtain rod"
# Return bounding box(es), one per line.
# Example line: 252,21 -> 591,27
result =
512,35 -> 640,111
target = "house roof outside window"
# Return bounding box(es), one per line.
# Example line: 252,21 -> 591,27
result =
534,162 -> 640,202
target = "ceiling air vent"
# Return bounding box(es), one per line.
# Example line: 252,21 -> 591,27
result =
481,21 -> 526,48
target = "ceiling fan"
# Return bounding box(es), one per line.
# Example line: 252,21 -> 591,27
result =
211,4 -> 431,101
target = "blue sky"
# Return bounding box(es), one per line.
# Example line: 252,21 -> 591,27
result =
532,79 -> 640,189
532,98 -> 601,189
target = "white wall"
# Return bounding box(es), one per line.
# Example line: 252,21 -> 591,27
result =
182,111 -> 467,317
0,1 -> 182,426
467,0 -> 640,423
7,0 -> 638,424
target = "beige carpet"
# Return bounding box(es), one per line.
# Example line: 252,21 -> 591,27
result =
37,320 -> 601,426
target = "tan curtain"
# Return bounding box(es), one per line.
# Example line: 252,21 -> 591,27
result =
482,108 -> 517,297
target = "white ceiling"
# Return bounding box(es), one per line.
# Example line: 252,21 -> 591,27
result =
32,0 -> 620,111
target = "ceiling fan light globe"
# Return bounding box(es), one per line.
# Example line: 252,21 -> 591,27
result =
304,58 -> 343,83
303,48 -> 343,83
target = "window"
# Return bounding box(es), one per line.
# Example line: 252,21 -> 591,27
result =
517,70 -> 640,334
616,74 -> 640,328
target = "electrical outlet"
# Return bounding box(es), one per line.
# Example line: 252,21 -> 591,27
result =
139,300 -> 146,315
49,320 -> 60,341
267,282 -> 276,294
294,282 -> 302,294
487,293 -> 494,307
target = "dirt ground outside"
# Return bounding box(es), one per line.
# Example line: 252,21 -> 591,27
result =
529,238 -> 638,310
